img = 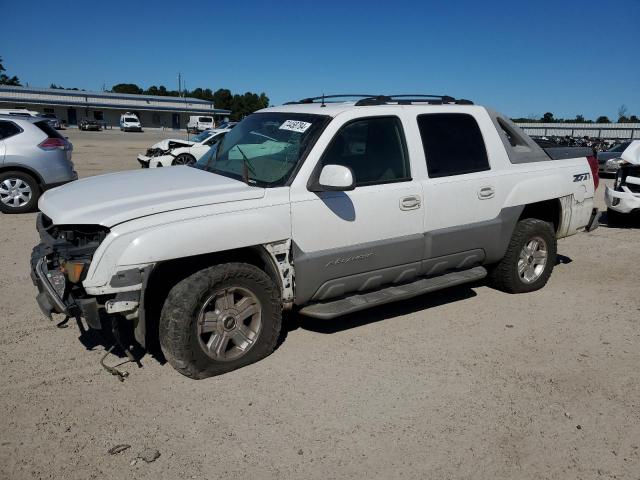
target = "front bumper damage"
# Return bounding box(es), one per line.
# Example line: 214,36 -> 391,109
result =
137,153 -> 173,168
31,240 -> 103,329
31,214 -> 154,350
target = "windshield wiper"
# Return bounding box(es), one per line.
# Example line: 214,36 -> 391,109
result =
235,145 -> 257,185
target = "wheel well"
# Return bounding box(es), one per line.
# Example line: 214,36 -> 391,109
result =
0,165 -> 44,188
141,246 -> 281,352
519,199 -> 561,232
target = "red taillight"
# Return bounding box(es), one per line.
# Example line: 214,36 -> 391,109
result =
587,155 -> 599,190
39,137 -> 66,150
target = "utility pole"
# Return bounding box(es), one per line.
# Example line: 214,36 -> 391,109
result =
178,73 -> 182,97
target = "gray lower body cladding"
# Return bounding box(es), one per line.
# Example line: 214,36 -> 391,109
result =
293,205 -> 524,305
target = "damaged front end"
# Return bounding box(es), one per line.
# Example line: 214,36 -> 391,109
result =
137,140 -> 193,168
31,213 -> 109,328
606,163 -> 640,214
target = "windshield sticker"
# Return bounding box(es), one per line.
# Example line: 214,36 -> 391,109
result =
279,120 -> 312,133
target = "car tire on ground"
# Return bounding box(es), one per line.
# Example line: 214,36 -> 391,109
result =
488,218 -> 557,294
159,263 -> 282,379
0,171 -> 40,214
172,154 -> 196,166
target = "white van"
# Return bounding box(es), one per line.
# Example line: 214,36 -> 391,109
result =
187,115 -> 214,133
120,112 -> 142,132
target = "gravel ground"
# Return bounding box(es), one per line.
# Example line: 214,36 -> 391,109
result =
0,129 -> 638,480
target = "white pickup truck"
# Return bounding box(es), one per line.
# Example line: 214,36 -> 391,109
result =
31,94 -> 600,379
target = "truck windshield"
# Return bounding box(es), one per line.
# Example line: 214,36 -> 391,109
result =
194,112 -> 330,187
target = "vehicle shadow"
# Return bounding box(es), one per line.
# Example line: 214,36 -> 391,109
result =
75,315 -> 146,362
282,283 -> 478,337
600,210 -> 640,228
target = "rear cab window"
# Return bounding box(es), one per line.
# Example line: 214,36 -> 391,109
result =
417,113 -> 490,178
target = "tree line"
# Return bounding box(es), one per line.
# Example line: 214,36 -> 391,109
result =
111,83 -> 269,121
512,105 -> 639,124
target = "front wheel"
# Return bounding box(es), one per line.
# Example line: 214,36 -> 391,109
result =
488,218 -> 557,293
172,153 -> 196,166
159,263 -> 282,379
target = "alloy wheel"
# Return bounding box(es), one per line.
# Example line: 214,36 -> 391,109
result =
0,178 -> 32,208
197,286 -> 262,362
517,236 -> 548,284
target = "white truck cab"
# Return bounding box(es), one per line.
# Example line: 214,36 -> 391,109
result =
120,112 -> 142,132
31,94 -> 600,379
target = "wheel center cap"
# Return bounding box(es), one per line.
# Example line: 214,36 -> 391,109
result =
528,256 -> 534,264
222,316 -> 237,330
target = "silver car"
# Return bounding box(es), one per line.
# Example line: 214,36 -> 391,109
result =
598,141 -> 631,174
0,115 -> 77,213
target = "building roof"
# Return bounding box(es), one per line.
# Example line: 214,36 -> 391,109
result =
0,85 -> 230,114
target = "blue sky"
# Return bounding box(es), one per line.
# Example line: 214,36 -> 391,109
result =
2,0 -> 639,119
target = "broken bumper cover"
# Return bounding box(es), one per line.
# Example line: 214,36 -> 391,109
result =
31,251 -> 102,329
586,207 -> 600,232
137,154 -> 150,168
31,257 -> 68,318
605,186 -> 640,214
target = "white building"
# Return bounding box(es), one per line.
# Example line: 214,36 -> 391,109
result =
0,85 -> 230,129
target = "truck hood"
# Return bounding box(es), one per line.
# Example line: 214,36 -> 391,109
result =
39,167 -> 265,227
152,138 -> 195,150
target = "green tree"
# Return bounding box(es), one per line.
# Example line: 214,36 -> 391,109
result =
213,88 -> 233,110
111,83 -> 143,94
629,115 -> 639,123
596,116 -> 610,123
0,57 -> 21,86
573,114 -> 586,123
541,112 -> 554,122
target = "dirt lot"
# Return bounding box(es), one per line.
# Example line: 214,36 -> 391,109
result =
1,129 -> 638,480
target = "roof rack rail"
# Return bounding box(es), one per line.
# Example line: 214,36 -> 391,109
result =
355,94 -> 473,106
284,94 -> 474,106
284,94 -> 378,105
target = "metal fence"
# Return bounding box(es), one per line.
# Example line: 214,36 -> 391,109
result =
515,122 -> 640,140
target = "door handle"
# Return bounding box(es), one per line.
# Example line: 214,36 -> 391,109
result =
400,195 -> 421,210
478,186 -> 495,200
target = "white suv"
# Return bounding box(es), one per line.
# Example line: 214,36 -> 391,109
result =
31,94 -> 599,379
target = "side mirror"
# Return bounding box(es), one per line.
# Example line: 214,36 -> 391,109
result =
621,140 -> 640,166
310,164 -> 355,192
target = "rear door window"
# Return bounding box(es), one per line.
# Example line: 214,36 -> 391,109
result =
0,121 -> 21,140
417,113 -> 490,178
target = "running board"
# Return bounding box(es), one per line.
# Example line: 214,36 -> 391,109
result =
299,266 -> 487,320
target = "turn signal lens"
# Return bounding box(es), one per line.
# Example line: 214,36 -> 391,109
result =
61,261 -> 86,283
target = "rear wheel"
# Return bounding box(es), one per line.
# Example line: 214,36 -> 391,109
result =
159,263 -> 282,379
488,218 -> 557,293
0,171 -> 40,214
172,153 -> 196,166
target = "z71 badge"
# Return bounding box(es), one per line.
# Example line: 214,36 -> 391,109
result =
573,172 -> 590,182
